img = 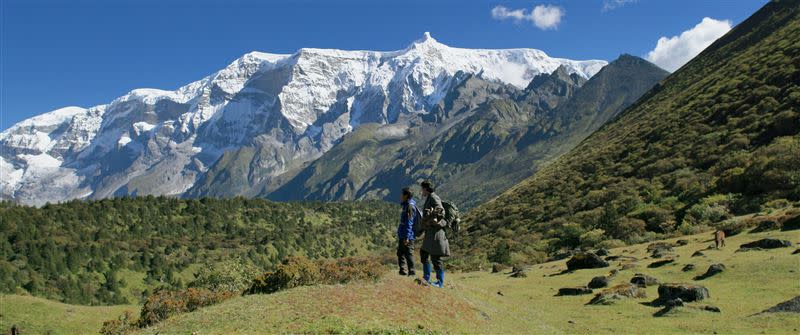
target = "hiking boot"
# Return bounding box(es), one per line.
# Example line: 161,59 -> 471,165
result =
408,270 -> 416,277
398,270 -> 408,276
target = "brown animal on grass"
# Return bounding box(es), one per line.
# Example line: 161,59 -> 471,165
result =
715,230 -> 726,249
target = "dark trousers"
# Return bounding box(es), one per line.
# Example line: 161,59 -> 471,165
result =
397,240 -> 415,273
420,249 -> 443,271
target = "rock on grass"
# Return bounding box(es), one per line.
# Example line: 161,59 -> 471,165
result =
587,283 -> 646,305
630,274 -> 659,287
588,276 -> 610,289
694,263 -> 725,280
566,252 -> 609,271
557,286 -> 593,296
760,296 -> 800,313
657,283 -> 710,303
648,259 -> 675,268
740,238 -> 792,250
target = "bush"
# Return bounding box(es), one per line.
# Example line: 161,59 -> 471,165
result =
189,259 -> 260,293
138,288 -> 234,327
99,311 -> 138,335
246,256 -> 384,295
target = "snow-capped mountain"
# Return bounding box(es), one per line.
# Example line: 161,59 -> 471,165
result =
0,33 -> 606,205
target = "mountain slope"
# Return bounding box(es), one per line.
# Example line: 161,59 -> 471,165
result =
0,34 -> 605,205
270,56 -> 668,208
462,0 -> 800,265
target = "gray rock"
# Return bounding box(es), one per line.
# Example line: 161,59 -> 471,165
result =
557,286 -> 593,296
588,276 -> 610,289
760,296 -> 800,314
740,238 -> 792,250
657,283 -> 710,302
682,264 -> 696,272
647,258 -> 675,268
631,273 -> 660,287
694,263 -> 725,280
566,252 -> 609,271
587,283 -> 646,305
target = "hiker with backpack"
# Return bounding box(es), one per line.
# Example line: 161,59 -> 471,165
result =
416,180 -> 450,288
397,187 -> 418,276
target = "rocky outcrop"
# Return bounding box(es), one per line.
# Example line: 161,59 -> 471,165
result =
657,283 -> 710,303
587,283 -> 646,305
739,238 -> 792,250
694,263 -> 725,280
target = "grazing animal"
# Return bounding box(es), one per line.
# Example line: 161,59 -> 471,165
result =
714,230 -> 726,249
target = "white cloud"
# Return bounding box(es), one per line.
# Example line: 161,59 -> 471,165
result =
491,5 -> 564,30
603,0 -> 637,12
646,17 -> 732,72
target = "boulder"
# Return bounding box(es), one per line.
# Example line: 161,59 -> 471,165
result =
509,267 -> 527,278
587,283 -> 646,305
740,238 -> 792,250
781,216 -> 800,231
657,283 -> 710,302
647,242 -> 674,258
702,305 -> 721,313
694,263 -> 725,280
557,286 -> 593,296
594,248 -> 610,256
682,264 -> 696,272
676,239 -> 689,246
648,258 -> 675,268
566,252 -> 609,271
751,220 -> 781,233
760,296 -> 800,314
588,276 -> 610,289
691,250 -> 705,257
491,263 -> 507,273
793,249 -> 800,255
630,273 -> 659,287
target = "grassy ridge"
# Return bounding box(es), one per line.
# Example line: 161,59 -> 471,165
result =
460,0 -> 800,267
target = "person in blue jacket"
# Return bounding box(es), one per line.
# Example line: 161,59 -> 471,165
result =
397,187 -> 418,276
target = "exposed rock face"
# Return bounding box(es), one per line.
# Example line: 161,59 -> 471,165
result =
740,238 -> 792,250
657,283 -> 710,303
566,252 -> 609,271
694,263 -> 725,280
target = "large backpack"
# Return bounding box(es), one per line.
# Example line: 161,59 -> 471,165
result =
442,201 -> 461,235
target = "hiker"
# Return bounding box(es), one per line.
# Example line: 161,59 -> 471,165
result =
714,230 -> 726,249
397,187 -> 418,276
416,180 -> 450,288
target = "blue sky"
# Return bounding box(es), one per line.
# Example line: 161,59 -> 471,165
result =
1,0 -> 767,129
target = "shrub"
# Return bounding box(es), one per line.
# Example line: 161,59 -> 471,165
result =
138,288 -> 234,327
189,259 -> 260,293
99,311 -> 138,335
245,255 -> 384,295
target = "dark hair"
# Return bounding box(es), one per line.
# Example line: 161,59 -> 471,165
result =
420,180 -> 434,193
401,187 -> 413,198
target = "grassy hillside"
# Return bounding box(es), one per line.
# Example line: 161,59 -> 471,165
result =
0,197 -> 396,305
130,227 -> 799,334
461,0 -> 800,266
0,294 -> 137,335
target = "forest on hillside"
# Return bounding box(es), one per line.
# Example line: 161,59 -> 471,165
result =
0,197 -> 396,305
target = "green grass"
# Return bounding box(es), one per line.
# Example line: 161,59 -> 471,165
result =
130,228 -> 799,334
0,295 -> 138,335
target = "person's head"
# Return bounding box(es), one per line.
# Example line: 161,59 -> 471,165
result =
401,187 -> 413,202
420,180 -> 434,197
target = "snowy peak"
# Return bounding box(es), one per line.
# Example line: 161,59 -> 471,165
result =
1,34 -> 608,205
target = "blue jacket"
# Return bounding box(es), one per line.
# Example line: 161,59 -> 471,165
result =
398,199 -> 418,241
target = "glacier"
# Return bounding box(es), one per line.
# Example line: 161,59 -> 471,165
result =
0,32 -> 606,205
